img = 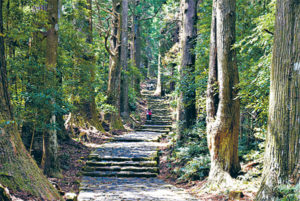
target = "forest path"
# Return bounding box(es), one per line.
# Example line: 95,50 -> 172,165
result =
78,82 -> 198,201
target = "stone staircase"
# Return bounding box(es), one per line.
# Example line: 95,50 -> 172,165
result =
78,84 -> 198,200
80,88 -> 172,179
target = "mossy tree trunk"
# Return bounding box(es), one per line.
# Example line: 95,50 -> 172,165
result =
206,0 -> 240,182
130,1 -> 141,94
43,0 -> 60,177
256,1 -> 299,200
0,1 -> 61,198
120,0 -> 129,118
82,0 -> 104,132
107,0 -> 124,130
133,18 -> 141,94
176,0 -> 197,139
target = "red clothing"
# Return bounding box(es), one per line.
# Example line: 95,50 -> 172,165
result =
147,110 -> 152,115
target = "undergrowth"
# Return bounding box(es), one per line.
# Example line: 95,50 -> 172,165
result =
168,121 -> 210,182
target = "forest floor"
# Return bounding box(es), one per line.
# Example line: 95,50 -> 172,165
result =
158,144 -> 259,200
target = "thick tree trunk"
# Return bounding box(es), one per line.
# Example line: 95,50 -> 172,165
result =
206,0 -> 240,182
107,0 -> 124,130
176,0 -> 197,138
256,1 -> 299,200
83,0 -> 104,131
120,0 -> 129,118
130,3 -> 141,94
43,0 -> 60,177
0,1 -> 61,198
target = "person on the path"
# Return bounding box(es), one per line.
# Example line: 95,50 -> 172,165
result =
150,83 -> 154,90
146,109 -> 152,120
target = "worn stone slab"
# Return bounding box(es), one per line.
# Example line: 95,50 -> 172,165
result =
82,171 -> 158,178
145,120 -> 172,125
86,161 -> 158,167
113,131 -> 164,142
141,125 -> 172,129
136,128 -> 169,133
78,177 -> 198,201
83,166 -> 158,173
89,141 -> 164,160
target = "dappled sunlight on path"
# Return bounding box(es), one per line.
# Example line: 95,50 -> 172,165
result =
78,84 -> 198,200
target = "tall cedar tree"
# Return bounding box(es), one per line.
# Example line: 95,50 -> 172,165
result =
0,0 -> 61,198
130,0 -> 142,94
120,0 -> 129,118
176,0 -> 197,138
206,0 -> 241,182
42,0 -> 61,177
256,0 -> 299,199
81,0 -> 104,131
107,0 -> 124,129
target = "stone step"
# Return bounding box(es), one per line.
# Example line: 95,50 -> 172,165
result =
136,128 -> 169,133
148,104 -> 169,108
151,109 -> 170,112
145,120 -> 172,125
151,115 -> 172,118
151,118 -> 172,121
86,160 -> 158,167
151,114 -> 172,117
110,138 -> 147,142
111,137 -> 160,142
84,166 -> 159,173
147,97 -> 167,101
151,115 -> 172,120
149,120 -> 172,123
82,171 -> 158,178
147,100 -> 168,103
141,125 -> 172,130
88,156 -> 157,162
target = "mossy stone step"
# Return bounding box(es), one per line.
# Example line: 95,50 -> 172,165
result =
110,138 -> 148,142
150,110 -> 170,114
151,114 -> 172,117
86,160 -> 158,167
151,118 -> 172,121
82,171 -> 158,178
88,156 -> 157,162
151,115 -> 171,118
147,100 -> 169,104
148,106 -> 169,110
147,98 -> 167,101
145,120 -> 172,125
147,101 -> 168,104
141,125 -> 172,129
135,128 -> 169,133
84,166 -> 159,173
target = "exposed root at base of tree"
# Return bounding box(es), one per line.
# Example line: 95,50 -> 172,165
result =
158,140 -> 258,201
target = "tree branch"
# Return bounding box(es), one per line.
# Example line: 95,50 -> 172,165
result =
104,30 -> 115,56
139,4 -> 162,21
263,29 -> 274,35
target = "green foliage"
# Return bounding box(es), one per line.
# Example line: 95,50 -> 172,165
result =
128,86 -> 137,111
235,0 -> 275,127
95,93 -> 116,113
276,184 -> 300,201
169,121 -> 210,181
177,155 -> 210,181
